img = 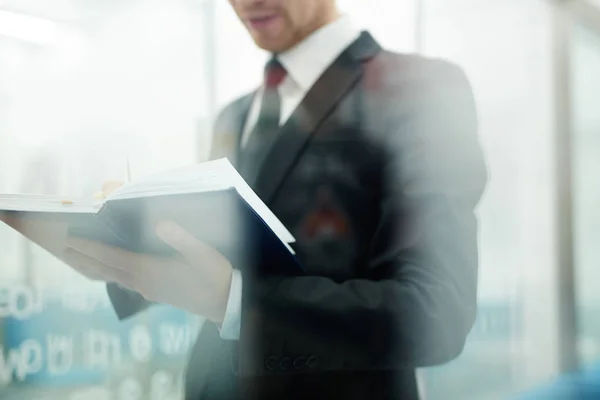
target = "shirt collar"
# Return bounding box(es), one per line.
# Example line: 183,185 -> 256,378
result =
276,15 -> 362,91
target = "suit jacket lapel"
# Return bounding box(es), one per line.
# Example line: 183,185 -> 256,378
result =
253,32 -> 383,204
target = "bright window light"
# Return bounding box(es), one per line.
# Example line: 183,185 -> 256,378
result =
0,9 -> 59,45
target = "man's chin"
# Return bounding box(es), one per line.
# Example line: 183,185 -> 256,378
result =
251,36 -> 290,53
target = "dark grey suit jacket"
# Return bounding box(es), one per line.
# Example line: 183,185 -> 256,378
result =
107,31 -> 488,400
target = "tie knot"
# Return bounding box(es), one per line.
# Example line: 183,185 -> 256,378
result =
264,58 -> 287,89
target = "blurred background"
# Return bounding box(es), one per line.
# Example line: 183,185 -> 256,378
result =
0,0 -> 599,399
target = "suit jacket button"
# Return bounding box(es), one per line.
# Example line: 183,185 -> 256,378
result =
265,356 -> 279,371
293,357 -> 307,370
307,355 -> 319,368
280,357 -> 292,371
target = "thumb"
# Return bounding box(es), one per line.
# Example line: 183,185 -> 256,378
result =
156,220 -> 204,260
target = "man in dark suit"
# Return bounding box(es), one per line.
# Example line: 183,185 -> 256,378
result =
63,0 -> 488,398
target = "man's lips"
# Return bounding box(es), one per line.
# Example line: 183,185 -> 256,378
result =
246,15 -> 279,30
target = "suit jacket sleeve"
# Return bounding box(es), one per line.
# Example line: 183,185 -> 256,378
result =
106,282 -> 152,320
236,61 -> 488,375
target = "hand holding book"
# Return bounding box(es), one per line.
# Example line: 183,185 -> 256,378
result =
64,219 -> 234,323
0,158 -> 300,319
58,178 -> 233,322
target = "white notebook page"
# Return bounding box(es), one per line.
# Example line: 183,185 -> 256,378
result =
0,194 -> 102,213
108,158 -> 295,245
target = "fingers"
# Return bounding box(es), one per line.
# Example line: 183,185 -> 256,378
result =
65,237 -> 141,275
156,220 -> 208,261
64,255 -> 106,282
63,247 -> 137,289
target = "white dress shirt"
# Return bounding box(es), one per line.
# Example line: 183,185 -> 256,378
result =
219,15 -> 362,340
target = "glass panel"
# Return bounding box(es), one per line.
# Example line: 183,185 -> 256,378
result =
572,22 -> 600,368
0,1 -> 208,398
420,1 -> 560,398
0,1 -> 419,398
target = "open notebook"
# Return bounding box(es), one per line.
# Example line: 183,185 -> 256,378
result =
0,158 -> 299,272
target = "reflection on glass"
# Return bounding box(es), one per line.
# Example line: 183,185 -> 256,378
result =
0,1 -> 207,398
3,0 -> 597,398
420,0 -> 559,398
572,22 -> 600,368
0,0 -> 419,399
